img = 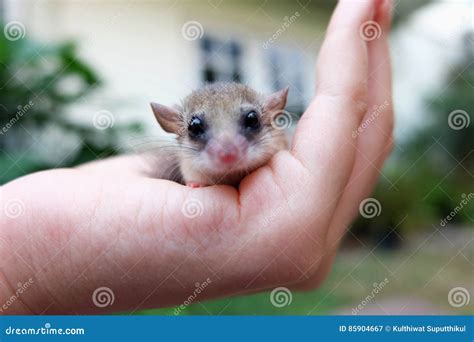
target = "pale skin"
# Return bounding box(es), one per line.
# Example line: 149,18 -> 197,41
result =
0,0 -> 393,314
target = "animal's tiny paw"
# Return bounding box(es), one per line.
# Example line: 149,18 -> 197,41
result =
186,182 -> 205,188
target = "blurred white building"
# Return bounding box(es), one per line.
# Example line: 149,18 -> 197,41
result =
391,0 -> 473,142
2,0 -> 471,160
3,0 -> 328,139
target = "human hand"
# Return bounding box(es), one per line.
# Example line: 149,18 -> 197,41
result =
0,0 -> 393,314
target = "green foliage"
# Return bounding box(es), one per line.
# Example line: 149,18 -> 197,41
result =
0,34 -> 99,126
0,24 -> 142,184
350,32 -> 473,246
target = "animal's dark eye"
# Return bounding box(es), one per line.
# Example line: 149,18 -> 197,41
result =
244,111 -> 260,130
188,116 -> 205,138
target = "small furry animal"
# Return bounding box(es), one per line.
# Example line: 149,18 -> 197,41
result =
150,82 -> 290,187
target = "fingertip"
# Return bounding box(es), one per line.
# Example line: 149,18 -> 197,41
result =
377,0 -> 393,30
329,0 -> 376,33
386,0 -> 394,26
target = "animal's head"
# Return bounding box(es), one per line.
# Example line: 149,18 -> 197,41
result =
151,83 -> 289,178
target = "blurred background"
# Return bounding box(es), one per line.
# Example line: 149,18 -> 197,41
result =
0,0 -> 472,315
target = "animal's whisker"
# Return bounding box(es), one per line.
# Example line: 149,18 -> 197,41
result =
147,82 -> 289,186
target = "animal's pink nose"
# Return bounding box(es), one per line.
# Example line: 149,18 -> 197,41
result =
217,147 -> 238,164
206,135 -> 247,166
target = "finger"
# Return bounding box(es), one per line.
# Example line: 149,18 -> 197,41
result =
360,0 -> 394,146
236,1 -> 378,289
261,0 -> 375,232
240,0 -> 377,232
294,0 -> 394,290
326,0 -> 394,246
291,0 -> 375,176
77,154 -> 152,176
242,0 -> 376,204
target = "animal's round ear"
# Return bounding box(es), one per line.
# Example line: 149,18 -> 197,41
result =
263,87 -> 289,113
150,102 -> 182,134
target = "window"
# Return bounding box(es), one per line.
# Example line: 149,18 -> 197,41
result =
200,36 -> 243,84
268,47 -> 306,114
